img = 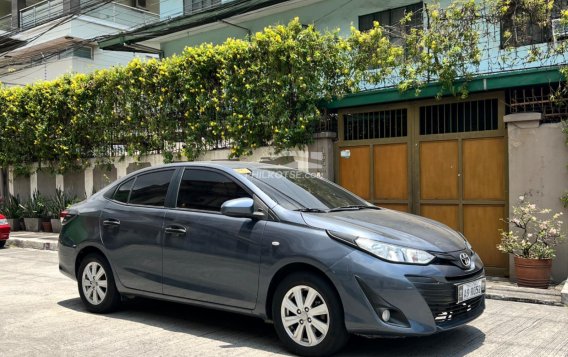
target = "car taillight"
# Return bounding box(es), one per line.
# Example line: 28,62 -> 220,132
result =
60,210 -> 72,224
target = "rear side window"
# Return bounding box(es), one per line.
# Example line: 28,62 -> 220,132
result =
177,169 -> 250,211
113,179 -> 134,203
129,170 -> 175,207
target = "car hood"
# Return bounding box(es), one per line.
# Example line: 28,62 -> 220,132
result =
301,208 -> 466,253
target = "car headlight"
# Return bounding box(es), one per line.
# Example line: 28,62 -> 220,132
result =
458,232 -> 473,250
355,237 -> 435,265
0,218 -> 8,225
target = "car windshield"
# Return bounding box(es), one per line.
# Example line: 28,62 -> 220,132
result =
242,168 -> 370,211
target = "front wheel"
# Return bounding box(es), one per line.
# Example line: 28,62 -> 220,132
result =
272,273 -> 349,356
0,240 -> 6,248
77,253 -> 121,313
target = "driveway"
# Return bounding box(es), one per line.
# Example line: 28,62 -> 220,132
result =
1,248 -> 567,356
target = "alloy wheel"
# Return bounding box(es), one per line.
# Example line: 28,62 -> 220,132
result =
280,285 -> 330,347
81,262 -> 108,305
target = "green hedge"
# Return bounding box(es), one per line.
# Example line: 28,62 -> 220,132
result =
2,0 -> 562,174
0,19 -> 370,173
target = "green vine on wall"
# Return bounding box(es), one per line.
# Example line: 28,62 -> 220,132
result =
0,0 -> 567,174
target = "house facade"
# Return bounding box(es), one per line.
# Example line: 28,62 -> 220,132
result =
0,0 -> 161,85
37,0 -> 568,282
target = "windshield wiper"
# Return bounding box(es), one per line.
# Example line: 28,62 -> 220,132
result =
294,208 -> 328,213
328,205 -> 381,212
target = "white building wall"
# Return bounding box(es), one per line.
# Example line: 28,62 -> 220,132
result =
0,50 -> 147,86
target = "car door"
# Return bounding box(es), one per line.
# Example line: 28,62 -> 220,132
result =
101,168 -> 176,294
162,168 -> 265,309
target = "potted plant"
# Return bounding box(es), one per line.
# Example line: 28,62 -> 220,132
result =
0,195 -> 23,231
41,203 -> 53,233
49,189 -> 77,234
20,191 -> 47,232
498,196 -> 566,289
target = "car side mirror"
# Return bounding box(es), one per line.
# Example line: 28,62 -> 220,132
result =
221,198 -> 264,219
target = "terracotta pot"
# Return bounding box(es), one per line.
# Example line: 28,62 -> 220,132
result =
41,221 -> 52,233
514,256 -> 552,289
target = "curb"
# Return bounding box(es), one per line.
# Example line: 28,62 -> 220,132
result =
562,282 -> 568,306
485,292 -> 564,307
6,238 -> 58,251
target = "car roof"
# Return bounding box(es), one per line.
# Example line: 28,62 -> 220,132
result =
138,161 -> 294,172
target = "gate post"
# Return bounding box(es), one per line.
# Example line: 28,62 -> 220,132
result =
504,112 -> 568,283
308,132 -> 336,181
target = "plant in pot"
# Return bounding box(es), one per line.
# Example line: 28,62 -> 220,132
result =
0,195 -> 23,231
498,197 -> 566,289
41,199 -> 53,233
49,189 -> 77,234
20,191 -> 47,232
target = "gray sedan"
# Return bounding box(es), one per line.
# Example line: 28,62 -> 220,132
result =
58,162 -> 485,356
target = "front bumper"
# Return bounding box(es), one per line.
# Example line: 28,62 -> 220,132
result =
335,249 -> 485,336
0,225 -> 10,240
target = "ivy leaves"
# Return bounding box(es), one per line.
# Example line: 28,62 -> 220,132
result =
0,0 -> 566,174
0,18 -> 361,172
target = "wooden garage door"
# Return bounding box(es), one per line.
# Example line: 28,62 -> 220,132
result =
418,137 -> 507,274
338,107 -> 410,212
337,95 -> 508,275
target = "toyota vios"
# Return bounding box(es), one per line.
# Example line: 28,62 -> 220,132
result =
58,162 -> 485,356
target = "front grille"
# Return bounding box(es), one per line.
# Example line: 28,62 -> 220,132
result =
432,296 -> 483,326
406,273 -> 485,327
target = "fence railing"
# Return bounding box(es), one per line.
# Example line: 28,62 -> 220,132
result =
0,14 -> 11,32
20,0 -> 159,31
87,2 -> 159,27
20,0 -> 64,30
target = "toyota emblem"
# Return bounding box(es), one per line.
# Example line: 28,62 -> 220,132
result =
460,253 -> 471,267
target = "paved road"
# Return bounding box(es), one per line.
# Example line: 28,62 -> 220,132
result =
1,248 -> 567,357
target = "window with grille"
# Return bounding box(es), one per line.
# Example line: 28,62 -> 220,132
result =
506,85 -> 568,123
184,0 -> 221,15
501,0 -> 568,47
419,99 -> 498,135
343,109 -> 408,141
359,2 -> 423,46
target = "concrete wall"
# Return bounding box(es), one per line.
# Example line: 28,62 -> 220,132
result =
7,132 -> 336,199
506,113 -> 568,283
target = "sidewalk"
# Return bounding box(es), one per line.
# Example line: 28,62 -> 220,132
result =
6,231 -> 59,251
4,231 -> 568,306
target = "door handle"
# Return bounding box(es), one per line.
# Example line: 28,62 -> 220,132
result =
103,218 -> 121,226
165,225 -> 187,235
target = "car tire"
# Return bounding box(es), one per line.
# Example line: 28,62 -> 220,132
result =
0,240 -> 5,248
272,272 -> 349,357
77,253 -> 121,313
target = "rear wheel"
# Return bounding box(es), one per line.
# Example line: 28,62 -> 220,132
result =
77,253 -> 121,313
272,273 -> 349,356
0,240 -> 5,248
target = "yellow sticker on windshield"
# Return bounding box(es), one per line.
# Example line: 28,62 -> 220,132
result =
234,168 -> 251,175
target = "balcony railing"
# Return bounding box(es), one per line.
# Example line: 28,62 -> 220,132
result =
19,0 -> 158,31
183,0 -> 235,16
88,2 -> 159,27
0,14 -> 11,32
20,0 -> 64,30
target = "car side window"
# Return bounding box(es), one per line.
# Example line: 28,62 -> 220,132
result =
113,178 -> 134,203
177,169 -> 251,212
128,170 -> 175,207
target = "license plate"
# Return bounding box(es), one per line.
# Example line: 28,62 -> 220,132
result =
456,278 -> 485,303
